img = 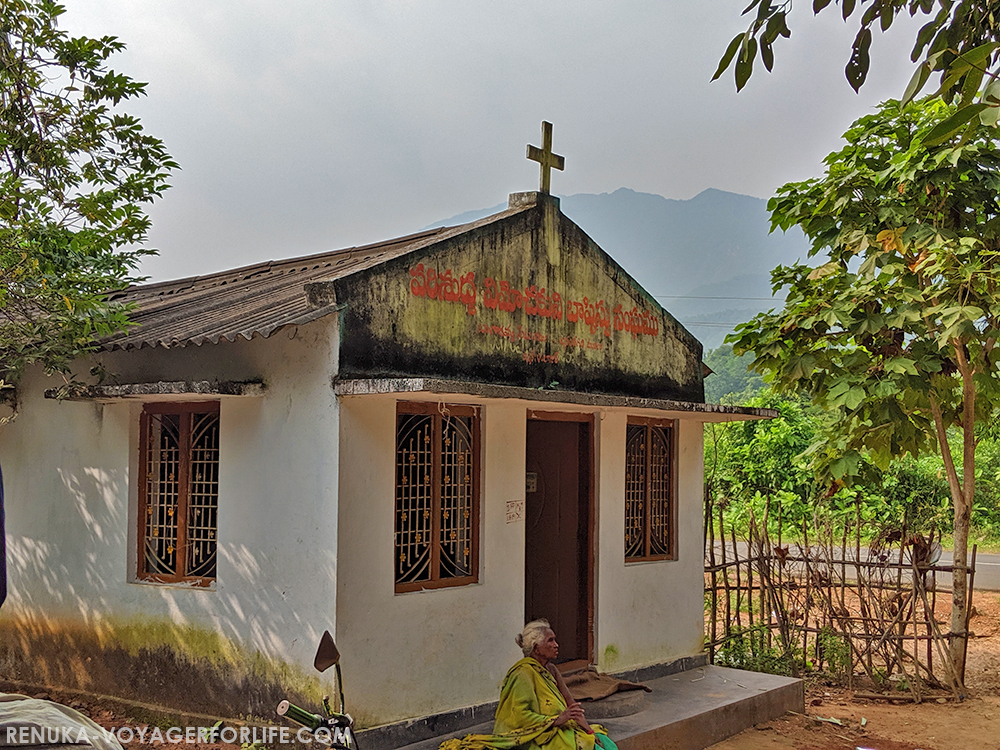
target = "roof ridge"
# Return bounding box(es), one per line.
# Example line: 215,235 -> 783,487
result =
103,201 -> 538,350
123,226 -> 451,296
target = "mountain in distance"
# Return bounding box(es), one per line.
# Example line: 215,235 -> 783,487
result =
428,187 -> 811,349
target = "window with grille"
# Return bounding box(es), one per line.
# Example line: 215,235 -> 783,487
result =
625,419 -> 675,562
138,402 -> 220,585
395,402 -> 479,592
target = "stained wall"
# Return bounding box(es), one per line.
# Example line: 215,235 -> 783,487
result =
0,317 -> 341,717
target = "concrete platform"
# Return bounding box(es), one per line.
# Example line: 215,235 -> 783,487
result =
387,666 -> 803,750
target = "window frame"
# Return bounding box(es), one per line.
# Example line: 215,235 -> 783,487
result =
624,416 -> 677,563
394,401 -> 481,593
137,401 -> 220,587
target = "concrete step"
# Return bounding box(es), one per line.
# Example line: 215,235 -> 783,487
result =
581,689 -> 646,720
605,666 -> 802,750
389,666 -> 803,750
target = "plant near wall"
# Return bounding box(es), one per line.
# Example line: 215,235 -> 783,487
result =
729,97 -> 1000,693
0,0 -> 176,406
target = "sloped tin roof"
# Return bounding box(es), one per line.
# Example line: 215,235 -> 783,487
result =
104,208 -> 526,351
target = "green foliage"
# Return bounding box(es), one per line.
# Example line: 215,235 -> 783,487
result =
707,390 -> 817,505
703,344 -> 765,402
881,453 -> 951,531
704,388 -> 1000,541
0,0 -> 176,396
971,444 -> 1000,539
817,626 -> 852,681
714,625 -> 799,677
730,99 -> 1000,489
718,0 -> 1000,139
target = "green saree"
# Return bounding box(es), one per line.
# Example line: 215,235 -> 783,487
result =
439,658 -> 617,750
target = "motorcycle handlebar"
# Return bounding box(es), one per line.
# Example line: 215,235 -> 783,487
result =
277,700 -> 324,731
277,699 -> 353,730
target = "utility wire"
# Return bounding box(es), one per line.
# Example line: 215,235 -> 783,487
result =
682,322 -> 746,328
654,294 -> 786,302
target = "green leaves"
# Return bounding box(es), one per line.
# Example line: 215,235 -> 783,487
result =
0,0 -> 176,390
922,103 -> 987,145
730,98 -> 1000,504
846,27 -> 873,93
720,0 -> 1000,111
902,59 -> 933,105
736,36 -> 757,91
714,2 -> 788,89
829,381 -> 867,410
714,34 -> 744,82
830,451 -> 861,481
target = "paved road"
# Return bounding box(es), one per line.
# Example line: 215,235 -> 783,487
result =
935,549 -> 1000,591
708,542 -> 1000,591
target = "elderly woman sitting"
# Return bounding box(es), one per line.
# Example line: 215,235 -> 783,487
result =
441,620 -> 617,750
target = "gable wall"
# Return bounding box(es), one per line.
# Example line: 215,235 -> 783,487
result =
336,201 -> 704,401
0,317 -> 341,718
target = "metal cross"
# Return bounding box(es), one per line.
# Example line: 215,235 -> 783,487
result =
526,121 -> 564,195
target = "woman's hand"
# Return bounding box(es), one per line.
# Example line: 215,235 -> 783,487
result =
552,703 -> 586,727
568,702 -> 594,734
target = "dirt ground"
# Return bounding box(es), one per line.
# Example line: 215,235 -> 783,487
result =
12,590 -> 1000,749
709,588 -> 1000,750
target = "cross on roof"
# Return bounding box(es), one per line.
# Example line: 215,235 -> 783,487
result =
526,121 -> 564,195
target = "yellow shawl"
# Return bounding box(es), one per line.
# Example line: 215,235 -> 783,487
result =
440,658 -> 609,750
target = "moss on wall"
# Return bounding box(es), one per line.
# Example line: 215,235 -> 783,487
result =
0,613 -> 327,720
337,197 -> 704,401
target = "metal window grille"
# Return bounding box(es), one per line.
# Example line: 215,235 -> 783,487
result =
139,403 -> 220,583
625,421 -> 675,561
395,403 -> 479,591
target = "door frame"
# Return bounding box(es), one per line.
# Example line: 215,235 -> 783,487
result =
525,410 -> 596,663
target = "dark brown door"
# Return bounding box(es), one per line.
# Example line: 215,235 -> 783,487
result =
524,418 -> 592,663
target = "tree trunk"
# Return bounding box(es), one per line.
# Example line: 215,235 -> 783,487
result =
951,493 -> 970,688
950,343 -> 976,691
929,380 -> 971,694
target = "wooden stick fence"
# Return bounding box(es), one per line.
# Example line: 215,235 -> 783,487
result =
703,491 -> 977,697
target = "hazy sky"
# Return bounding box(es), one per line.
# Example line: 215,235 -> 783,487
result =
64,2 -> 923,282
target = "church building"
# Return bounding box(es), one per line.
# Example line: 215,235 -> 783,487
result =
0,126 -> 772,727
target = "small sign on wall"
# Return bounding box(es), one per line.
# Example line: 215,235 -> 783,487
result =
506,499 -> 525,524
525,472 -> 538,493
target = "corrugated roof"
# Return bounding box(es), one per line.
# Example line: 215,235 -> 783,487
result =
104,207 -> 526,351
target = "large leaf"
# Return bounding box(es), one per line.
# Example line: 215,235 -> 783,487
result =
761,39 -> 774,72
807,261 -> 840,280
736,36 -> 757,91
846,27 -> 872,92
902,61 -> 932,105
922,103 -> 988,145
713,34 -> 744,81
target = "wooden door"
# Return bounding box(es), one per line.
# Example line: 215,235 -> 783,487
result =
524,417 -> 593,663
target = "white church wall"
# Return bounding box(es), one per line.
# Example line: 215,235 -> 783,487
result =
594,414 -> 706,673
0,318 -> 341,716
336,395 -> 528,726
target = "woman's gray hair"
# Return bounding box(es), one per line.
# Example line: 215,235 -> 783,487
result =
515,619 -> 551,657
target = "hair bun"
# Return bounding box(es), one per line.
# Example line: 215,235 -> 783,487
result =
514,634 -> 524,647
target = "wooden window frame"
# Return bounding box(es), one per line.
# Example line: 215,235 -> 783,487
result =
137,401 -> 220,587
394,401 -> 481,593
624,417 -> 677,563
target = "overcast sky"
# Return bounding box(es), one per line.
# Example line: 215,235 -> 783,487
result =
64,2 -> 923,282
